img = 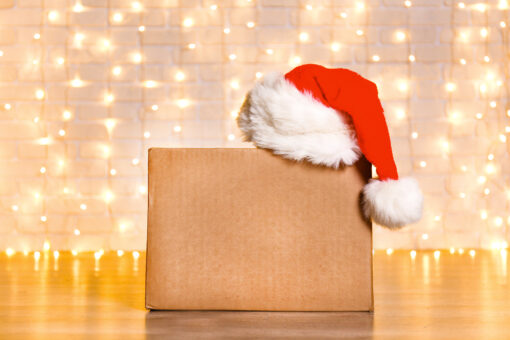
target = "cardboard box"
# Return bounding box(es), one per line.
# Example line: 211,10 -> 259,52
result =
146,148 -> 373,311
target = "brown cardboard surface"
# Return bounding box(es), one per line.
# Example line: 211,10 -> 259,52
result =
145,148 -> 373,311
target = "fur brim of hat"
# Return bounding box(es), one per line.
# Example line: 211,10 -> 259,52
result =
238,71 -> 361,168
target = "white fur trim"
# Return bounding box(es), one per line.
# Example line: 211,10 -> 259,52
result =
237,71 -> 361,168
362,177 -> 424,229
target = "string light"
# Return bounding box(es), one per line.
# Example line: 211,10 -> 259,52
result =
331,43 -> 340,52
182,18 -> 193,27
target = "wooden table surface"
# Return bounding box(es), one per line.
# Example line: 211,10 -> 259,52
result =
1,249 -> 509,339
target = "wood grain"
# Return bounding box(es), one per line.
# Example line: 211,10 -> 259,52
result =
0,250 -> 509,339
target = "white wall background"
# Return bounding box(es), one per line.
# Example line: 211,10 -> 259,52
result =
0,0 -> 509,251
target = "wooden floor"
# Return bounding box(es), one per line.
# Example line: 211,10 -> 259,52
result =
1,249 -> 509,339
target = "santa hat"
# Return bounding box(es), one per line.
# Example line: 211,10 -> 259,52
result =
237,64 -> 423,229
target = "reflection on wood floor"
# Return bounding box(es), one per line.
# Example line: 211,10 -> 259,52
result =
0,249 -> 509,339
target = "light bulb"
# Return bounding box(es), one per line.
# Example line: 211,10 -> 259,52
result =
138,25 -> 145,32
331,43 -> 340,52
48,11 -> 58,21
112,66 -> 122,76
409,54 -> 415,62
173,125 -> 182,133
182,17 -> 193,27
74,229 -> 80,235
299,32 -> 309,42
35,89 -> 45,100
112,13 -> 123,22
175,71 -> 185,81
246,21 -> 255,28
372,55 -> 380,62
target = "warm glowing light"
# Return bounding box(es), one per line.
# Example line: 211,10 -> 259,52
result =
305,4 -> 313,10
386,248 -> 394,255
110,169 -> 117,176
72,250 -> 78,256
356,2 -> 365,10
188,43 -> 196,49
144,131 -> 151,138
56,57 -> 65,65
48,10 -> 58,21
408,54 -> 415,62
501,21 -> 507,28
449,247 -> 455,254
132,158 -> 140,165
228,53 -> 237,61
144,80 -> 157,88
133,251 -> 140,260
396,109 -> 406,119
404,0 -> 412,7
94,251 -> 102,260
139,185 -> 147,194
112,13 -> 123,22
299,32 -> 309,42
397,81 -> 408,92
490,101 -> 497,108
40,166 -> 46,174
6,248 -> 15,257
132,1 -> 142,10
395,30 -> 406,41
80,203 -> 87,210
488,154 -> 494,161
481,210 -> 488,220
132,53 -> 142,63
63,110 -> 72,120
173,125 -> 182,133
469,250 -> 476,257
53,250 -> 59,259
499,134 -> 507,143
331,43 -> 340,52
34,117 -> 40,123
290,56 -> 301,66
104,92 -> 114,104
4,103 -> 11,110
340,12 -> 348,18
480,28 -> 488,38
34,251 -> 41,260
73,2 -> 84,12
230,80 -> 240,89
372,55 -> 380,62
227,134 -> 235,141
102,39 -> 111,48
175,71 -> 185,81
419,161 -> 427,168
151,104 -> 158,111
459,192 -> 466,199
246,21 -> 255,28
104,190 -> 114,203
34,33 -> 41,40
498,0 -> 509,9
111,66 -> 122,76
138,26 -> 145,32
255,72 -> 263,79
11,205 -> 18,212
58,129 -> 66,136
231,110 -> 239,118
43,240 -> 50,251
182,17 -> 194,27
176,99 -> 190,108
434,250 -> 440,260
223,28 -> 231,34
485,163 -> 496,174
35,89 -> 45,100
484,55 -> 490,63
117,250 -> 124,257
445,82 -> 456,92
71,77 -> 84,87
458,2 -> 465,8
475,112 -> 483,119
422,234 -> 429,240
474,3 -> 487,12
460,58 -> 466,65
410,250 -> 416,259
411,132 -> 418,139
356,29 -> 364,36
210,4 -> 218,10
495,217 -> 504,227
434,215 -> 441,221
74,229 -> 80,236
74,32 -> 85,42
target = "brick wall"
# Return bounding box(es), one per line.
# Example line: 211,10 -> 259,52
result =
0,0 -> 509,251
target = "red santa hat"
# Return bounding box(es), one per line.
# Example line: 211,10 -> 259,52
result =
237,64 -> 423,229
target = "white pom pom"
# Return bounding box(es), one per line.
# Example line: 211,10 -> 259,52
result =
362,177 -> 423,229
